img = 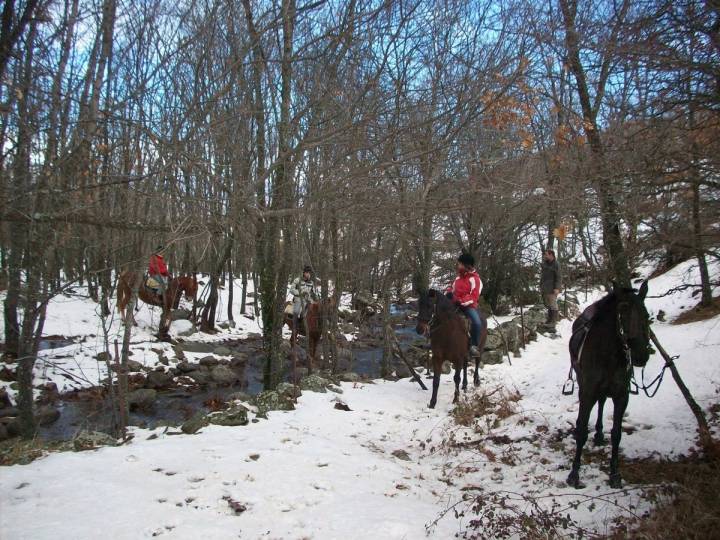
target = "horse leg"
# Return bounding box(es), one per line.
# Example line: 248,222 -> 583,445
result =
567,392 -> 593,489
594,396 -> 607,446
473,356 -> 481,386
453,364 -> 461,403
609,393 -> 629,488
308,334 -> 315,374
429,362 -> 441,409
462,356 -> 468,392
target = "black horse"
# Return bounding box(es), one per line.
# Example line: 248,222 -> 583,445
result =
567,280 -> 651,489
415,289 -> 488,408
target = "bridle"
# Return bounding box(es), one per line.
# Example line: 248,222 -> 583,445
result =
419,295 -> 463,337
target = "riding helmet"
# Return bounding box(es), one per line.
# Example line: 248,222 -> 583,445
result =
303,265 -> 313,274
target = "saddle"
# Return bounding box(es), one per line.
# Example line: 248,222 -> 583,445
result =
569,302 -> 601,369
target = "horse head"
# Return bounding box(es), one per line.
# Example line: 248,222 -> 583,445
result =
615,280 -> 651,367
179,274 -> 198,301
415,289 -> 438,336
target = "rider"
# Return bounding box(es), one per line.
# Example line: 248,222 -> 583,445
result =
289,265 -> 319,324
446,252 -> 484,357
148,246 -> 170,297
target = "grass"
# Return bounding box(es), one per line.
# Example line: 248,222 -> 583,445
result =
673,296 -> 720,325
611,455 -> 720,539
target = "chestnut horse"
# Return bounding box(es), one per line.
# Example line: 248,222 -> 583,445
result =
415,289 -> 488,408
117,271 -> 198,337
283,298 -> 335,372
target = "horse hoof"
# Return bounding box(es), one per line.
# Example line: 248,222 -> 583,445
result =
593,434 -> 607,446
428,402 -> 436,409
473,378 -> 480,387
567,472 -> 584,489
609,474 -> 622,489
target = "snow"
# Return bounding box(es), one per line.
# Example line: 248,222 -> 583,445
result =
0,277 -> 263,399
1,260 -> 719,538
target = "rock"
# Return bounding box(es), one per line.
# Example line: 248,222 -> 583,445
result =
227,391 -> 253,402
36,405 -> 60,426
199,356 -> 219,368
210,366 -> 238,386
483,350 -> 505,365
334,401 -> 351,411
177,341 -> 217,354
497,321 -> 520,353
213,346 -> 232,356
208,405 -> 249,427
181,413 -> 209,434
254,390 -> 295,416
441,361 -> 452,374
175,320 -> 197,337
145,370 -> 174,390
171,308 -> 192,321
187,370 -> 211,385
394,363 -> 411,379
276,382 -> 301,400
127,389 -> 157,411
176,361 -> 199,373
95,351 -> 112,363
73,430 -> 117,451
299,374 -> 334,393
230,356 -> 247,369
391,449 -> 411,461
127,359 -> 144,372
484,330 -> 505,351
337,372 -> 362,383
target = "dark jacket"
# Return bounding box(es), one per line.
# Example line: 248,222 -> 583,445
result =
540,259 -> 561,294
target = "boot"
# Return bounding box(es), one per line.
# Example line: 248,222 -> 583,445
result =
545,308 -> 552,324
550,309 -> 560,324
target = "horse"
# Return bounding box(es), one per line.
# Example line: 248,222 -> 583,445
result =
566,280 -> 651,489
283,298 -> 335,372
415,289 -> 488,408
117,271 -> 198,338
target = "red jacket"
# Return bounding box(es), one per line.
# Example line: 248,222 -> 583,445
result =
149,254 -> 169,277
447,269 -> 482,309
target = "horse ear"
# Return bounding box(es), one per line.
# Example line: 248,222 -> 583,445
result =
638,279 -> 649,300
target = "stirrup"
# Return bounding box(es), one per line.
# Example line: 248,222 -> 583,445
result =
562,378 -> 575,395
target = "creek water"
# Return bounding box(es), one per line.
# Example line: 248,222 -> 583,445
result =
37,304 -> 423,441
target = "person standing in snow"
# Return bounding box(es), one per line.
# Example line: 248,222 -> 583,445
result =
540,249 -> 562,327
148,246 -> 170,297
446,252 -> 484,357
289,265 -> 319,324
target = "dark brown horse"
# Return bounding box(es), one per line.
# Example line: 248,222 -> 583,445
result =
415,289 -> 488,408
567,281 -> 650,489
284,298 -> 335,372
117,271 -> 198,337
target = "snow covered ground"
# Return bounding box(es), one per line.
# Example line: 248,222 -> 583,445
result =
0,277 -> 264,398
1,260 -> 719,538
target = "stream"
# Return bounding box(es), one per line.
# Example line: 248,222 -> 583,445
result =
37,304 -> 422,441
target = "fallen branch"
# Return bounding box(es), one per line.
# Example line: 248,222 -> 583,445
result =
649,329 -> 715,452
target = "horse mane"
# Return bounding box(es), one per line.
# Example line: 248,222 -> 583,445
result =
430,289 -> 462,318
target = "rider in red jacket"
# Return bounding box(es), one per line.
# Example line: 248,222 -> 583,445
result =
149,246 -> 169,295
446,252 -> 484,357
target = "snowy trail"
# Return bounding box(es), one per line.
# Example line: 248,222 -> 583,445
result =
1,261 -> 719,539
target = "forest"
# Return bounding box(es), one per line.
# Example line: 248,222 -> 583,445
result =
0,1 -> 719,538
